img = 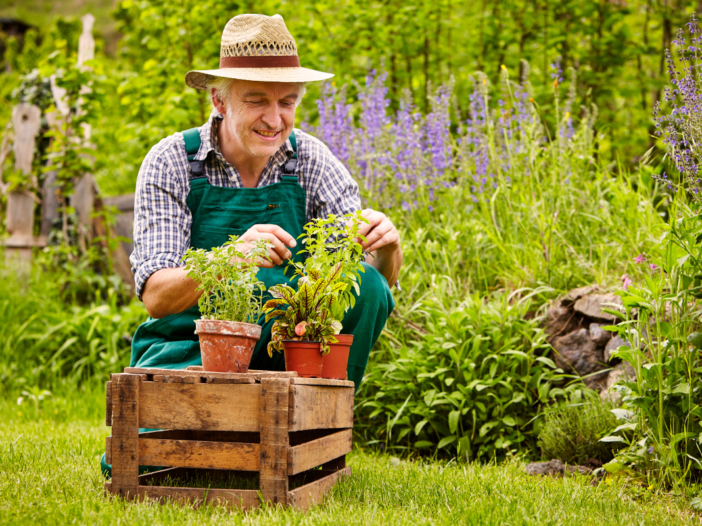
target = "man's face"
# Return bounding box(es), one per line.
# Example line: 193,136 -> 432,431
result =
218,80 -> 301,159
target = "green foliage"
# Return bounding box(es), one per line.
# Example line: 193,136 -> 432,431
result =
265,213 -> 367,355
602,205 -> 702,488
538,390 -> 619,464
184,237 -> 268,323
356,287 -> 562,461
0,266 -> 145,394
265,270 -> 344,356
288,211 -> 367,319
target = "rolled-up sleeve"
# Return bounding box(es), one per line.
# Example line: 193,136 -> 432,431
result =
129,140 -> 192,300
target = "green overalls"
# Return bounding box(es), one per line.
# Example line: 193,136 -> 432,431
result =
100,129 -> 394,477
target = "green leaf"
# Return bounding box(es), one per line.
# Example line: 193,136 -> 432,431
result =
611,408 -> 635,420
448,410 -> 460,434
414,441 -> 434,449
502,415 -> 516,427
599,435 -> 627,443
414,419 -> 429,436
437,436 -> 457,449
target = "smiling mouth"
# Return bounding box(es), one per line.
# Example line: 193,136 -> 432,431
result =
255,130 -> 281,139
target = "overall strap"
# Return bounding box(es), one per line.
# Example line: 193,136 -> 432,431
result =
182,128 -> 205,179
281,130 -> 298,177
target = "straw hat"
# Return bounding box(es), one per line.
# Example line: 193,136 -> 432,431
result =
185,14 -> 333,89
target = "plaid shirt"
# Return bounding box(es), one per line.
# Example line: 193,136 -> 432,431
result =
130,112 -> 361,300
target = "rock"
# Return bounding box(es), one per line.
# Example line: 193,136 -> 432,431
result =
600,362 -> 636,403
573,294 -> 623,321
589,323 -> 612,345
545,299 -> 581,339
552,328 -> 604,376
562,285 -> 601,306
525,459 -> 593,477
604,335 -> 627,362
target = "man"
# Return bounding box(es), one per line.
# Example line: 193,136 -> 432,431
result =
128,14 -> 401,388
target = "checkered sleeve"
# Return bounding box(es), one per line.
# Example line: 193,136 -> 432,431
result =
129,137 -> 192,300
302,134 -> 361,220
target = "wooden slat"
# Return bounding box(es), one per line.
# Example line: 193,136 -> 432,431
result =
126,367 -> 255,384
288,429 -> 352,475
139,439 -> 260,471
138,429 -> 260,443
287,467 -> 351,511
288,385 -> 354,431
110,374 -> 140,497
290,377 -> 354,388
153,375 -> 198,384
259,377 -> 290,506
105,381 -> 112,427
105,483 -> 260,511
139,382 -> 261,432
126,367 -> 297,383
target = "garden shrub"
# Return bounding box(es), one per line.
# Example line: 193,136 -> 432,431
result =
355,287 -> 561,461
538,391 -> 618,465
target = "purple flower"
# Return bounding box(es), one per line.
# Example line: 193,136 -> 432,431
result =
649,264 -> 657,271
648,446 -> 654,454
634,254 -> 646,264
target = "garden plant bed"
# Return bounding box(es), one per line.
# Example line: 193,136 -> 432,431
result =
104,367 -> 354,511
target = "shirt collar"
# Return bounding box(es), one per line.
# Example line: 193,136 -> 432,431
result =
194,111 -> 296,164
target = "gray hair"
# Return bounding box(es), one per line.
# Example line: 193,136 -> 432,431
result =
206,77 -> 306,108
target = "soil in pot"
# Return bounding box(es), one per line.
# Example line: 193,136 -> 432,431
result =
322,334 -> 353,380
195,319 -> 261,373
283,340 -> 323,378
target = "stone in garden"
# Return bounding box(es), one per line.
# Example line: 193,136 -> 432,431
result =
525,459 -> 593,477
545,299 -> 582,339
552,328 -> 604,376
562,285 -> 601,306
604,335 -> 627,363
573,294 -> 622,322
589,323 -> 612,345
600,362 -> 636,404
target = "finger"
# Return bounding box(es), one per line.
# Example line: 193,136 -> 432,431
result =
258,233 -> 291,265
356,211 -> 385,238
362,221 -> 393,249
255,224 -> 297,248
366,229 -> 400,253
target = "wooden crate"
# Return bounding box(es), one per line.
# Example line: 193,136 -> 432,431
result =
104,366 -> 354,512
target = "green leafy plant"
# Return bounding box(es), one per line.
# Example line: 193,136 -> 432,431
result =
601,206 -> 702,488
184,237 -> 268,323
264,213 -> 368,356
538,390 -> 619,465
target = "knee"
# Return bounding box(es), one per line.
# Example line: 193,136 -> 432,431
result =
357,262 -> 394,314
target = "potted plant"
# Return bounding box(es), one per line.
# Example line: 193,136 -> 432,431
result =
263,212 -> 367,378
184,237 -> 268,373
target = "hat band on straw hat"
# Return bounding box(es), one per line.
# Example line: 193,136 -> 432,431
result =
219,55 -> 301,68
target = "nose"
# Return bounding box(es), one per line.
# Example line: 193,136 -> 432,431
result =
260,103 -> 282,130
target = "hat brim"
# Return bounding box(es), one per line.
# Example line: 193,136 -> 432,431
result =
185,67 -> 334,89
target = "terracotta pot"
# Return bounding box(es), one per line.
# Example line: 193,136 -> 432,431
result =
195,319 -> 261,373
322,334 -> 353,380
283,340 -> 323,378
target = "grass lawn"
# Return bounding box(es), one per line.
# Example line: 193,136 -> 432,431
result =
0,387 -> 699,526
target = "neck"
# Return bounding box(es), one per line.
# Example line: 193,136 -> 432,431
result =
217,117 -> 270,188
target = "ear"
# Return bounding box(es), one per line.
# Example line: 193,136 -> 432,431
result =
211,88 -> 226,114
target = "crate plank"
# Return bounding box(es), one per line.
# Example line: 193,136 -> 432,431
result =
139,439 -> 260,471
288,385 -> 354,431
138,429 -> 260,443
259,377 -> 289,505
290,378 -> 354,388
105,381 -> 112,427
287,467 -> 351,511
110,374 -> 140,497
288,429 -> 352,475
139,382 -> 261,432
127,367 -> 255,384
104,483 -> 260,510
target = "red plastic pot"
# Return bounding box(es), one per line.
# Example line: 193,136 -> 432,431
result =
195,319 -> 261,373
322,334 -> 353,380
283,340 -> 323,378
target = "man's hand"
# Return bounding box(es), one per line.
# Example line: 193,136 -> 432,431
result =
237,224 -> 297,267
351,209 -> 402,285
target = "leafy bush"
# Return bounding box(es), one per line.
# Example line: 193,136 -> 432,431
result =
0,266 -> 145,394
538,391 -> 618,464
355,286 -> 561,461
603,207 -> 702,487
